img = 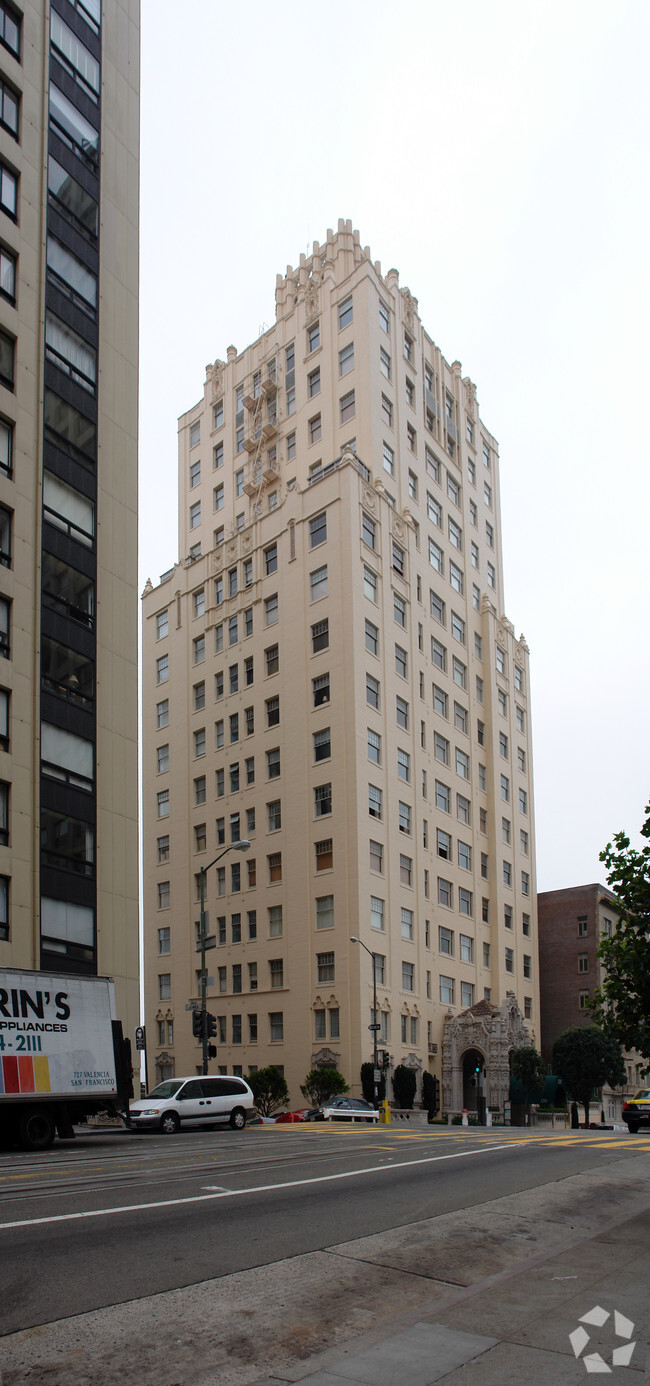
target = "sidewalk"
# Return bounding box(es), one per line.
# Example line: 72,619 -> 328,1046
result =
2,1149 -> 648,1384
250,1196 -> 649,1384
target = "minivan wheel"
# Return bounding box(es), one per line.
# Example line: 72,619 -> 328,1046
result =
230,1107 -> 246,1130
160,1112 -> 180,1134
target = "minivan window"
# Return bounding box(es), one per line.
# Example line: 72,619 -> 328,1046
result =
148,1080 -> 183,1099
178,1081 -> 203,1100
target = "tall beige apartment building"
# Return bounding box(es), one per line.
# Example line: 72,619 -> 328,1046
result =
0,1 -> 140,1033
142,221 -> 538,1113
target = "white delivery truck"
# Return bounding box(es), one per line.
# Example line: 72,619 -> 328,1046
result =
0,968 -> 133,1150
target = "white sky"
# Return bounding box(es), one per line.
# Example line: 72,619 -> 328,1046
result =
138,0 -> 650,892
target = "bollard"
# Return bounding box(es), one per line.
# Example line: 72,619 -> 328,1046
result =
379,1098 -> 391,1125
461,1108 -> 468,1127
486,1110 -> 492,1127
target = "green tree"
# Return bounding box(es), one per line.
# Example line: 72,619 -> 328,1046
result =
360,1061 -> 385,1105
300,1068 -> 349,1107
247,1065 -> 289,1117
552,1027 -> 626,1127
392,1064 -> 417,1109
421,1070 -> 439,1116
510,1045 -> 546,1121
587,803 -> 650,1070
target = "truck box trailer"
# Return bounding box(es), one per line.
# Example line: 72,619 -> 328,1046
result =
0,968 -> 133,1150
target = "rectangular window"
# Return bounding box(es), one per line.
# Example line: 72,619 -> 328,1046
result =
314,782 -> 332,817
313,673 -> 330,706
315,838 -> 333,871
402,962 -> 414,992
456,748 -> 470,780
393,698 -> 407,731
340,389 -> 355,423
459,890 -> 473,918
438,877 -> 452,908
156,699 -> 169,728
370,840 -> 383,874
435,780 -> 450,813
398,801 -> 411,834
265,594 -> 278,625
428,538 -> 443,574
309,414 -> 322,444
395,644 -> 407,678
362,513 -> 376,549
314,727 -> 331,762
366,674 -> 380,709
308,366 -> 320,398
268,853 -> 282,883
267,748 -> 280,779
365,619 -> 379,656
439,926 -> 453,956
316,895 -> 334,930
266,695 -> 280,727
368,784 -> 382,819
269,905 -> 283,938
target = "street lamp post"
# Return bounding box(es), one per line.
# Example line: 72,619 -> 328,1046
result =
351,934 -> 380,1108
198,840 -> 250,1075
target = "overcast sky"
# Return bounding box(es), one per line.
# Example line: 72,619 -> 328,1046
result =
138,0 -> 650,892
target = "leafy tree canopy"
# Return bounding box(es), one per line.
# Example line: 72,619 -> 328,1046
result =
300,1068 -> 349,1107
552,1026 -> 626,1126
247,1065 -> 289,1117
510,1046 -> 546,1102
588,802 -> 650,1070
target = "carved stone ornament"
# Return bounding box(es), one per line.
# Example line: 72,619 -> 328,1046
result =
496,628 -> 507,649
156,1051 -> 172,1065
400,287 -> 419,331
391,515 -> 405,540
241,533 -> 253,554
464,378 -> 477,419
441,993 -> 530,1114
206,360 -> 225,401
311,1047 -> 340,1069
304,275 -> 320,324
226,538 -> 238,561
363,486 -> 377,513
210,551 -> 223,576
402,1052 -> 423,1071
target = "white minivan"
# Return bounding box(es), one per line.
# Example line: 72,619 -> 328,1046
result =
126,1076 -> 255,1134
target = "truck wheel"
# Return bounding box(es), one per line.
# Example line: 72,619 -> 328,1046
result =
160,1112 -> 180,1134
18,1109 -> 55,1151
229,1107 -> 246,1130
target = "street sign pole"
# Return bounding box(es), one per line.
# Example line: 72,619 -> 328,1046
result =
199,866 -> 208,1075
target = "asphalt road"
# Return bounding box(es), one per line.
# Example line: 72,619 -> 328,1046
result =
0,1123 -> 645,1337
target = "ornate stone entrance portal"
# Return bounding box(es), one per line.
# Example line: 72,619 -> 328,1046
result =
441,992 -> 530,1114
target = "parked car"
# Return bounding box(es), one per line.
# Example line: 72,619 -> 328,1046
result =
622,1089 -> 650,1134
125,1076 -> 255,1134
309,1096 -> 379,1123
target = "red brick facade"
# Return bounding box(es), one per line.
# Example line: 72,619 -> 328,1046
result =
537,884 -> 616,1065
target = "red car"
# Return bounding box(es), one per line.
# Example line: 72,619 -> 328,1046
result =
274,1109 -> 312,1123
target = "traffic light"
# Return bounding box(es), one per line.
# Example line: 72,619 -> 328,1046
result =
192,1009 -> 206,1040
206,1012 -> 217,1039
207,1044 -> 217,1059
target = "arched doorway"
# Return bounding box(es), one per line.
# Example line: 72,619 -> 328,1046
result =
462,1048 -> 484,1110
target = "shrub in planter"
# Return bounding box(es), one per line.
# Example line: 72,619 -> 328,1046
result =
392,1065 -> 417,1109
360,1061 -> 386,1104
